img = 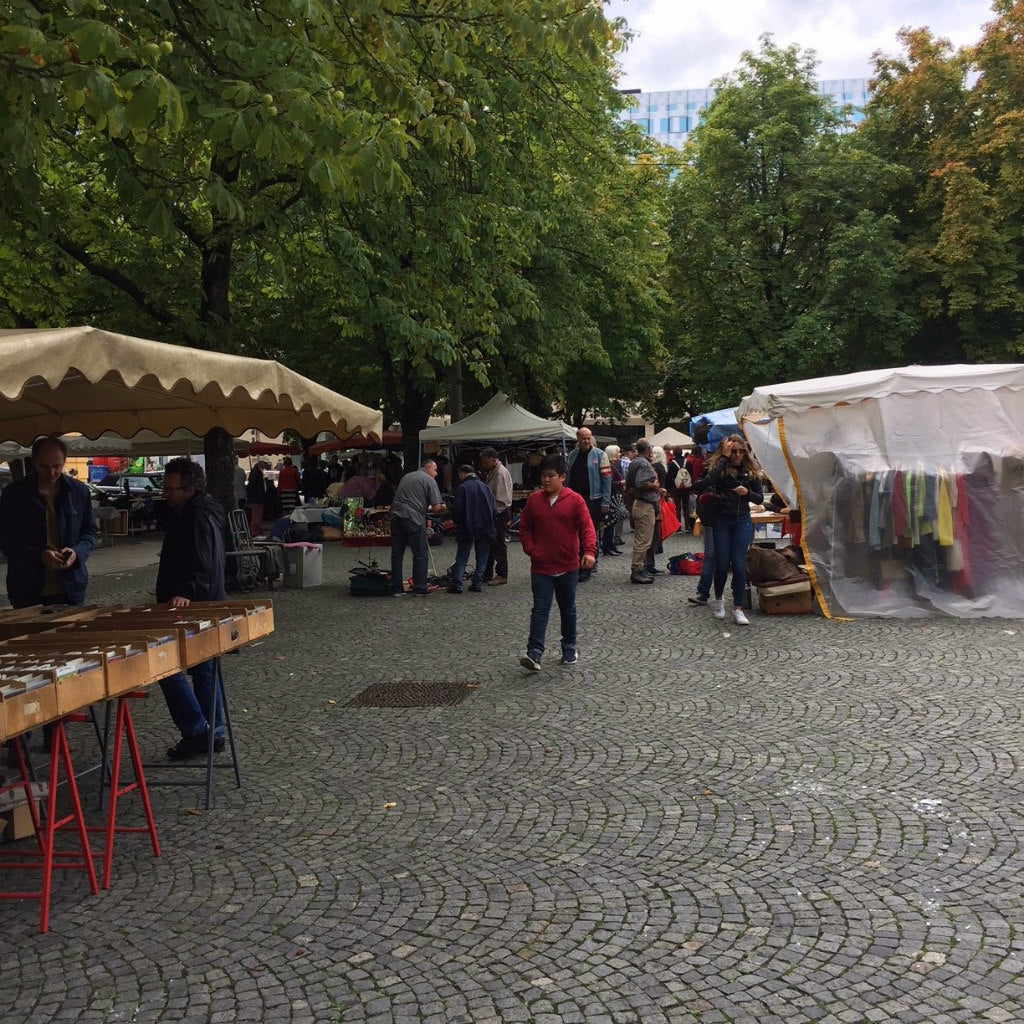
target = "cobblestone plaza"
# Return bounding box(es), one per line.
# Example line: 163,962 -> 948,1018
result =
3,534 -> 1024,1024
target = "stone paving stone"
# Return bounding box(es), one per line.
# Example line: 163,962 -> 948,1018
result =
4,534 -> 1024,1020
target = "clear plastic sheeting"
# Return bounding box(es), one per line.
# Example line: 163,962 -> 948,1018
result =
739,366 -> 1024,619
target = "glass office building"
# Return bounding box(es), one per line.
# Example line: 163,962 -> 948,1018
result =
619,79 -> 870,149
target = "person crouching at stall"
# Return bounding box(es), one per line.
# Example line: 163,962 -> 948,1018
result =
706,435 -> 764,626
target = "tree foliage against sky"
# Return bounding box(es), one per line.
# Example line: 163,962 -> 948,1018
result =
661,36 -> 912,413
861,0 -> 1024,365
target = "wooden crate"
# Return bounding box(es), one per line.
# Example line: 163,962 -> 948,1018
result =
190,601 -> 275,642
0,654 -> 106,717
71,612 -> 222,667
6,632 -> 181,695
0,605 -> 107,641
0,678 -> 58,738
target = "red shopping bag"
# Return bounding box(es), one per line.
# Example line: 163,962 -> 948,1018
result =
660,499 -> 681,541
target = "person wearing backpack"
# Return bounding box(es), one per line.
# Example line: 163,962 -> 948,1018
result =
666,447 -> 692,533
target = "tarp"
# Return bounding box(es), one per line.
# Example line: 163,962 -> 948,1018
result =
418,393 -> 575,445
737,364 -> 1024,620
688,407 -> 740,453
309,431 -> 403,456
648,426 -> 694,448
0,327 -> 382,445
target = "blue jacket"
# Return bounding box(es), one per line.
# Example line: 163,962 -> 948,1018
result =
454,474 -> 497,541
566,447 -> 612,505
0,474 -> 97,607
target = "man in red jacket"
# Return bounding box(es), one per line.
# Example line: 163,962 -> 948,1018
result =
518,453 -> 597,670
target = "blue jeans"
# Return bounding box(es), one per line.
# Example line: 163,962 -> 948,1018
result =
451,535 -> 492,590
391,515 -> 428,594
713,515 -> 754,606
159,658 -> 224,740
696,525 -> 717,599
527,571 -> 579,659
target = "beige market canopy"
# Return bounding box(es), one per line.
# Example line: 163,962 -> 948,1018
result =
0,327 -> 382,445
648,426 -> 694,448
0,429 -> 250,463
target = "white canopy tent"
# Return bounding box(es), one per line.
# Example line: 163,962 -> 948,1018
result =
419,393 -> 575,448
648,426 -> 694,449
738,364 -> 1024,619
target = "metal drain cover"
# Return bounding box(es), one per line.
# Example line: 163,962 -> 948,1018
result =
345,680 -> 476,708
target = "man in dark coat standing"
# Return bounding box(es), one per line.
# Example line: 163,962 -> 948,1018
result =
447,465 -> 497,593
0,436 -> 96,608
155,457 -> 229,760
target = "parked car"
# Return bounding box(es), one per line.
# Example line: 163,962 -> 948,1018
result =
95,472 -> 164,498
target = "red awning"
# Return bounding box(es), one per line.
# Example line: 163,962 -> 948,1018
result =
249,441 -> 301,456
309,431 -> 402,455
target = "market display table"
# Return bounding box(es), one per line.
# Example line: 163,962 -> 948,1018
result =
0,600 -> 273,931
750,511 -> 789,547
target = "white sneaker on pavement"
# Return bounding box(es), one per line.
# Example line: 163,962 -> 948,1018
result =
733,607 -> 749,625
713,598 -> 725,619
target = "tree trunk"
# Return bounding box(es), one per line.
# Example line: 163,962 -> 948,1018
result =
449,359 -> 463,422
204,427 -> 236,523
200,237 -> 233,329
199,156 -> 238,333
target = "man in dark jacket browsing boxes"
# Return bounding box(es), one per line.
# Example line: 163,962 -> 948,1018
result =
156,458 -> 228,761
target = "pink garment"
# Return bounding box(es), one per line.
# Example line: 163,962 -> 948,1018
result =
338,475 -> 377,502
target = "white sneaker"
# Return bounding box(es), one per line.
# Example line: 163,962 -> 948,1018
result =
713,598 -> 725,619
733,607 -> 749,625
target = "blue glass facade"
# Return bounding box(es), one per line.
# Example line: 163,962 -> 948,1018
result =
619,79 -> 870,148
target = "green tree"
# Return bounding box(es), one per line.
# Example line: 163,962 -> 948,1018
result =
663,36 -> 912,411
1,1 -> 662,461
862,4 -> 1024,362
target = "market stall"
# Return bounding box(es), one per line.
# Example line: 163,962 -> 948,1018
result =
419,392 -> 576,498
738,363 -> 1024,619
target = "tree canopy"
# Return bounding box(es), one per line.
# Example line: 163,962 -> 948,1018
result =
661,36 -> 912,413
1,0 -> 668,456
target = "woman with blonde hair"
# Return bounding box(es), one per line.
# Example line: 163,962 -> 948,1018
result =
645,445 -> 669,574
705,434 -> 763,624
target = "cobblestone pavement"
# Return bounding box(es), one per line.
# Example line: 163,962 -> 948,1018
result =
3,531 -> 1024,1023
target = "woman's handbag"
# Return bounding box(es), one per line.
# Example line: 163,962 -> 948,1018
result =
604,493 -> 630,526
695,490 -> 721,526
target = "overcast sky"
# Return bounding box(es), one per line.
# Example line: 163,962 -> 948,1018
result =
604,0 -> 999,91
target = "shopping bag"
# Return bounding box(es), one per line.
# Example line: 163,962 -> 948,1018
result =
660,499 -> 681,541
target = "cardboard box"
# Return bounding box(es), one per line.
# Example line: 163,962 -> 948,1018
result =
757,579 -> 814,615
283,543 -> 323,588
0,781 -> 46,842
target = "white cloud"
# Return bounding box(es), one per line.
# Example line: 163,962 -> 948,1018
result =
605,0 -> 998,90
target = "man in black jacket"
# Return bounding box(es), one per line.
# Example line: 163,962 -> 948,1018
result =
156,458 -> 229,760
0,436 -> 96,608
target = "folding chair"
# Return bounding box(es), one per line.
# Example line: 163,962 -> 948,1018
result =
225,508 -> 280,591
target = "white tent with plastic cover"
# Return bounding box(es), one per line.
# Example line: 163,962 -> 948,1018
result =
738,364 -> 1024,619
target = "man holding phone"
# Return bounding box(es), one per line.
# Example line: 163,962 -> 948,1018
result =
0,435 -> 96,608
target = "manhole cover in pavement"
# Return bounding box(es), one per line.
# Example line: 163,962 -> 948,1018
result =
345,680 -> 477,708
